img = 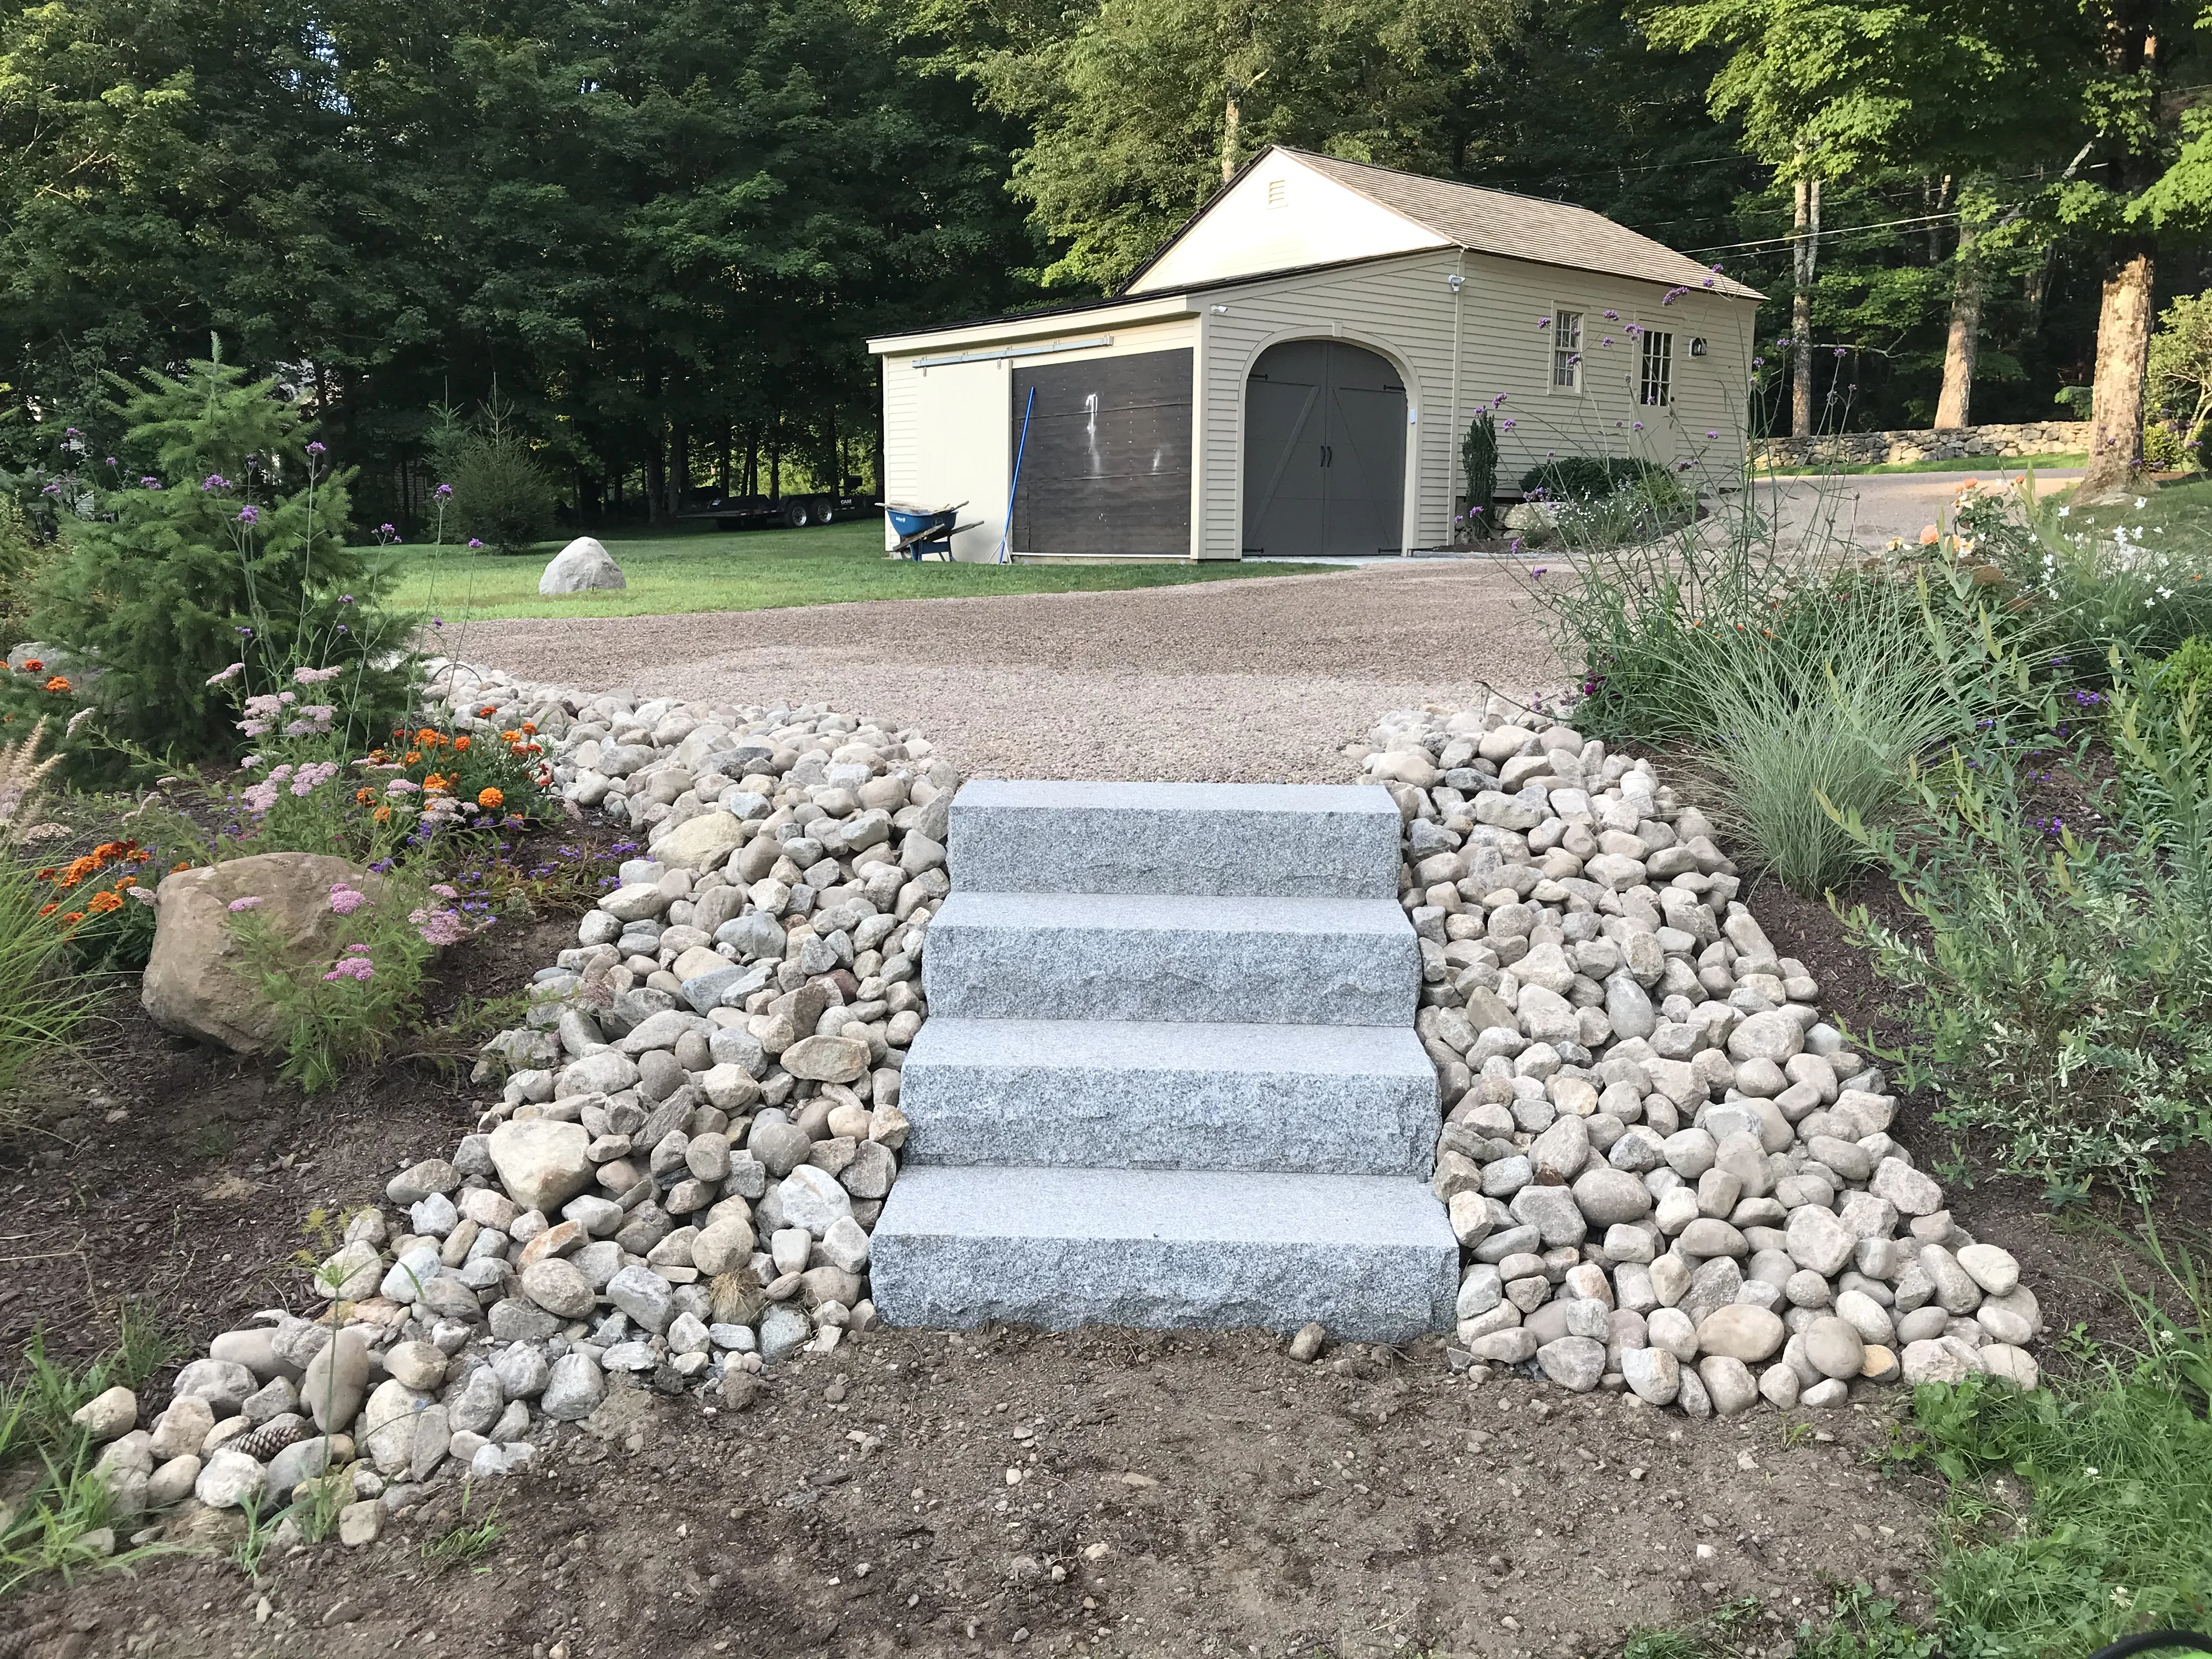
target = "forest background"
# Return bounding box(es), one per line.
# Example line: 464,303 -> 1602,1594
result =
4,0 -> 2208,533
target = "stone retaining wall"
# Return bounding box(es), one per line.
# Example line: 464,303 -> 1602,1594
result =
1752,421 -> 2088,470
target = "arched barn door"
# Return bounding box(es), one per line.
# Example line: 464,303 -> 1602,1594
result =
1241,341 -> 1406,557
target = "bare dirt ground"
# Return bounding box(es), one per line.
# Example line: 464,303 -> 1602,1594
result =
438,562 -> 1563,783
16,1327 -> 1938,1659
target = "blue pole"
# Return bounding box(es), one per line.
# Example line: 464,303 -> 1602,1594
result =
997,386 -> 1036,565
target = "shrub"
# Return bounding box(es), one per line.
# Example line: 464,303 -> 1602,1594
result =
2143,419 -> 2188,471
1517,455 -> 1666,502
19,346 -> 414,763
1460,410 -> 1499,539
438,398 -> 557,556
2154,633 -> 2212,704
1830,663 -> 2212,1203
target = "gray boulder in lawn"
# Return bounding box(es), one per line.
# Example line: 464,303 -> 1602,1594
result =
538,537 -> 627,595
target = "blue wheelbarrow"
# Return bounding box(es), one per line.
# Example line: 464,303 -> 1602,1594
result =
885,501 -> 978,561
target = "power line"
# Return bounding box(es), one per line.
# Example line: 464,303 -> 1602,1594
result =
1677,211 -> 1963,257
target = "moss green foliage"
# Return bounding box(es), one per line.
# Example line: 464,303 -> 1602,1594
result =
0,496 -> 50,646
2155,635 -> 2212,704
1830,661 -> 2212,1203
1,1305 -> 179,1599
20,347 -> 413,763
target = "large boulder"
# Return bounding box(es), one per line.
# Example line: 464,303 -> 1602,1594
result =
539,537 -> 627,595
142,854 -> 386,1052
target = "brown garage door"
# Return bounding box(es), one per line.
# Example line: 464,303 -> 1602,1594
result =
1009,349 -> 1193,557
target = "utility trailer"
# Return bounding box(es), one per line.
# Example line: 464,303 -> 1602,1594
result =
677,490 -> 877,531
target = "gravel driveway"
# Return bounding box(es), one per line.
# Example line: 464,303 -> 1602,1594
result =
451,563 -> 1563,782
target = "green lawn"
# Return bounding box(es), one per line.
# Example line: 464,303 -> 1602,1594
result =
380,521 -> 1339,621
1757,452 -> 2087,478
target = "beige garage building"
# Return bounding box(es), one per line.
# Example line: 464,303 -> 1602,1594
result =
870,145 -> 1764,562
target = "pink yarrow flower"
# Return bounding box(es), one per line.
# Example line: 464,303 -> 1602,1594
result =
328,882 -> 369,916
227,896 -> 263,912
323,956 -> 375,982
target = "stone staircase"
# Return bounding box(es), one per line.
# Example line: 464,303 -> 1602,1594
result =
868,781 -> 1459,1340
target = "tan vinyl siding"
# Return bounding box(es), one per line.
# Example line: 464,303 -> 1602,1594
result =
1447,254 -> 1758,490
1195,249 -> 1460,556
1195,250 -> 1757,554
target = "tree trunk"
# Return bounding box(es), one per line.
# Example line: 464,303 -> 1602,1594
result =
719,425 -> 731,497
1791,176 -> 1822,438
744,427 -> 760,499
1222,89 -> 1240,184
645,438 -> 664,525
768,417 -> 781,504
667,426 -> 687,518
1934,221 -> 1982,429
2080,247 -> 2155,498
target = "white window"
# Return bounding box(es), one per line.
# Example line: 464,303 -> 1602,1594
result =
1639,329 -> 1673,407
1551,310 -> 1583,391
1266,177 -> 1288,209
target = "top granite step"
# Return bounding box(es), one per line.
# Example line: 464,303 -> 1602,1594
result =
946,780 -> 1403,899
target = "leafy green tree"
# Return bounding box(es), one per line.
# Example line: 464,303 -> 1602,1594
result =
29,347 -> 411,759
937,0 -> 1516,291
2148,290 -> 2212,455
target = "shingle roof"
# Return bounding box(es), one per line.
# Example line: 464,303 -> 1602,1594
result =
1263,149 -> 1763,301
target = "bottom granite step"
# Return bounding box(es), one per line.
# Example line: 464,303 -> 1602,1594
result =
867,1165 -> 1458,1342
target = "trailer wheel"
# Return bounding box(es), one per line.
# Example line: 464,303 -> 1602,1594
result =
780,499 -> 811,528
812,496 -> 837,524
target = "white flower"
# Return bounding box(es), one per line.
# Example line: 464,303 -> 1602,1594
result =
2058,505 -> 2070,516
2134,496 -> 2146,508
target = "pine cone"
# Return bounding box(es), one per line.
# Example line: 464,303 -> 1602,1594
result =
233,1415 -> 311,1462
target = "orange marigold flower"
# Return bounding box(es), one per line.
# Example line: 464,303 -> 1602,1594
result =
477,786 -> 504,810
172,860 -> 193,872
87,890 -> 123,913
500,729 -> 521,743
521,721 -> 538,735
21,658 -> 42,672
35,868 -> 54,880
403,751 -> 421,765
422,774 -> 448,792
416,729 -> 443,748
477,704 -> 498,717
373,805 -> 392,823
38,902 -> 58,917
60,911 -> 82,925
356,787 -> 377,805
92,842 -> 125,861
1919,524 -> 1940,545
452,736 -> 470,752
44,675 -> 70,693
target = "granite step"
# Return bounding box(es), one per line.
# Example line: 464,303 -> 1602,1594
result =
898,1017 -> 1438,1176
945,780 -> 1403,899
866,1165 -> 1459,1341
921,891 -> 1419,1026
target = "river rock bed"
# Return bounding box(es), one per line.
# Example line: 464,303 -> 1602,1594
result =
89,673 -> 2044,1550
84,659 -> 950,1544
1359,698 -> 2042,1416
